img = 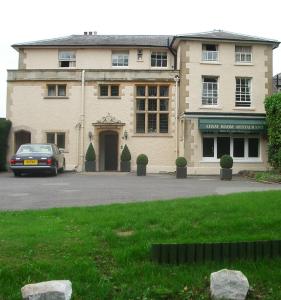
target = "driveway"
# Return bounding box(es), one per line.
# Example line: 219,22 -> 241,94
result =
0,172 -> 280,211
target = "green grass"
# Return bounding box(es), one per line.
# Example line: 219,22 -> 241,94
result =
1,191 -> 281,299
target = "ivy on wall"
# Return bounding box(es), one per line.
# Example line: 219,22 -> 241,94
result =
265,93 -> 281,171
0,119 -> 12,171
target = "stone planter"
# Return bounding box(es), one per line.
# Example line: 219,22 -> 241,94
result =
220,168 -> 232,180
121,161 -> 131,172
176,166 -> 187,179
85,161 -> 96,172
137,164 -> 146,176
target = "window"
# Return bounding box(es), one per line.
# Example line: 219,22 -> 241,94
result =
99,85 -> 120,97
58,51 -> 76,68
151,52 -> 167,67
202,136 -> 260,160
46,132 -> 66,149
47,84 -> 66,97
137,49 -> 143,61
202,77 -> 218,105
135,85 -> 169,134
202,44 -> 218,61
235,46 -> 252,63
236,78 -> 251,107
112,52 -> 129,67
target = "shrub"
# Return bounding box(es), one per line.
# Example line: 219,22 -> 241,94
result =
136,154 -> 148,165
220,155 -> 233,169
0,119 -> 12,172
175,157 -> 187,167
121,144 -> 131,162
265,93 -> 281,170
85,143 -> 96,161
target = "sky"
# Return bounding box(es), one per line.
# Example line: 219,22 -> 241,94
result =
1,0 -> 281,117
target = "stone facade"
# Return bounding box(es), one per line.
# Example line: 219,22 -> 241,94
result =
6,31 -> 279,174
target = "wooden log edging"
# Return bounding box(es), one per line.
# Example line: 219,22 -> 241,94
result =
151,240 -> 281,264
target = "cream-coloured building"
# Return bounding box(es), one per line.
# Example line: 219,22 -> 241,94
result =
6,30 -> 279,174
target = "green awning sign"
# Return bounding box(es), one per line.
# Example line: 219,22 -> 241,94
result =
198,118 -> 266,133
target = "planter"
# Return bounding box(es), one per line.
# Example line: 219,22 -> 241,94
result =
85,161 -> 96,172
176,166 -> 187,179
137,164 -> 146,176
220,168 -> 232,180
121,161 -> 131,172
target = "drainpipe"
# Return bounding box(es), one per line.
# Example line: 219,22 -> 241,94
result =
174,75 -> 180,157
80,70 -> 86,171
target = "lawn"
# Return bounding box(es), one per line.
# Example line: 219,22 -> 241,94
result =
1,191 -> 281,299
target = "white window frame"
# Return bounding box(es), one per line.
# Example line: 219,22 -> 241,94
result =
112,52 -> 129,67
58,51 -> 76,68
151,51 -> 168,68
235,46 -> 252,63
202,76 -> 218,106
202,44 -> 219,62
201,135 -> 261,162
235,77 -> 252,107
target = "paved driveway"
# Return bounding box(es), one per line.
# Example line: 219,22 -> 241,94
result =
0,172 -> 280,211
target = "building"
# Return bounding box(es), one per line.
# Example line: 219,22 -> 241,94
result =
6,30 -> 279,174
273,73 -> 281,93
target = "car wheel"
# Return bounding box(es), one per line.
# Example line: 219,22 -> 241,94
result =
59,159 -> 65,173
52,165 -> 58,176
14,171 -> 21,177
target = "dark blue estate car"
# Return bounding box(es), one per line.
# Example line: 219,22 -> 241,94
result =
10,143 -> 65,177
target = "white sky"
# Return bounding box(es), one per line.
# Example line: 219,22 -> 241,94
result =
1,0 -> 281,117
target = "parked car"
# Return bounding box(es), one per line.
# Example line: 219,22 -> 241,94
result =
10,143 -> 65,177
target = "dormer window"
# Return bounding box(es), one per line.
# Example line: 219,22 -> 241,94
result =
202,44 -> 219,62
58,51 -> 76,68
235,46 -> 252,63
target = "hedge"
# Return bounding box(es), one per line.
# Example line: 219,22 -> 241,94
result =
265,93 -> 281,171
0,119 -> 12,171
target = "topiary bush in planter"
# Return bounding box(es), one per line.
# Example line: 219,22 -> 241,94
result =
175,157 -> 187,179
220,154 -> 233,180
136,154 -> 148,176
120,144 -> 131,172
85,143 -> 96,172
0,119 -> 12,172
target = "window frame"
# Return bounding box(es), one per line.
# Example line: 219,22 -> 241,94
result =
135,84 -> 170,135
202,44 -> 219,62
235,45 -> 252,63
46,84 -> 67,98
151,51 -> 168,68
98,84 -> 120,98
201,135 -> 261,162
202,76 -> 219,106
58,50 -> 76,68
112,51 -> 129,67
235,77 -> 252,107
46,131 -> 66,150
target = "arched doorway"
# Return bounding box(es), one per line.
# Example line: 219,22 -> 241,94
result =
14,130 -> 31,152
99,131 -> 118,171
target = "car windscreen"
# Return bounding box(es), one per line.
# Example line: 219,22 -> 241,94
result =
17,145 -> 52,155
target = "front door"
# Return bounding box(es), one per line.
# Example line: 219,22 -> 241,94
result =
104,132 -> 118,171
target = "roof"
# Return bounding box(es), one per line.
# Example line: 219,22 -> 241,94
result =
171,30 -> 279,48
12,34 -> 173,49
12,30 -> 280,50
